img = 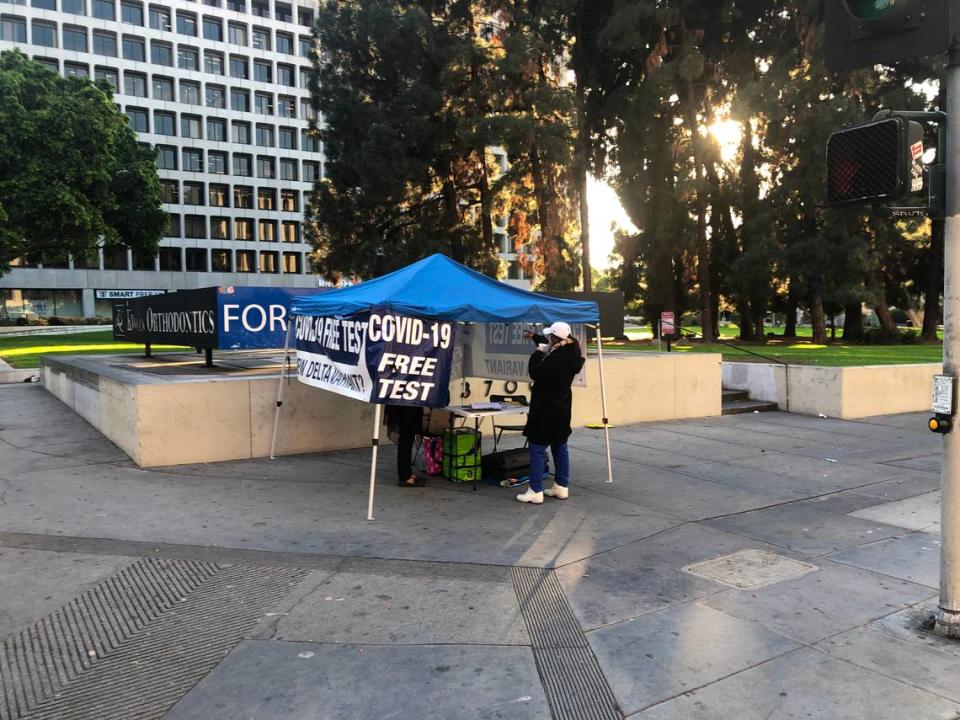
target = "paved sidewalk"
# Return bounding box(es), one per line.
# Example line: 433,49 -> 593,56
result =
0,383 -> 958,719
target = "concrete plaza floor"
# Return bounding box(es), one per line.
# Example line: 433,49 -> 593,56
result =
0,383 -> 958,719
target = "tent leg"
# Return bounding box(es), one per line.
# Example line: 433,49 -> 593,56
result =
595,325 -> 614,484
367,403 -> 383,521
269,321 -> 295,460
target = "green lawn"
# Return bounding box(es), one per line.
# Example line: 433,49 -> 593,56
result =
606,338 -> 943,366
0,330 -> 183,368
626,324 -> 814,340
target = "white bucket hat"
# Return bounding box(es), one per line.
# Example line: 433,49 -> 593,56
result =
542,321 -> 572,339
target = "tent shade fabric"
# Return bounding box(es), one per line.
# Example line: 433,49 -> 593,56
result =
291,254 -> 599,324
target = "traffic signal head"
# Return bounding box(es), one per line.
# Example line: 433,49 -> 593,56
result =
826,116 -> 924,207
930,415 -> 953,433
826,0 -> 954,72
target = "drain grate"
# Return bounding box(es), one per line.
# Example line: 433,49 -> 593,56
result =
513,567 -> 622,720
0,558 -> 307,720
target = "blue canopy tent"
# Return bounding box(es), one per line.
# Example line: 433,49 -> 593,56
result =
270,254 -> 612,519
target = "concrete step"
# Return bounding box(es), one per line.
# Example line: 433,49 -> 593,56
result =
722,389 -> 749,403
722,399 -> 780,416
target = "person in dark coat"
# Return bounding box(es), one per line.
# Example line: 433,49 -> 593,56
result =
516,321 -> 585,504
385,405 -> 426,487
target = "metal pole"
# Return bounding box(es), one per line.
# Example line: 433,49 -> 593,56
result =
269,320 -> 295,460
367,403 -> 383,521
594,324 -> 613,483
657,320 -> 662,353
938,50 -> 960,639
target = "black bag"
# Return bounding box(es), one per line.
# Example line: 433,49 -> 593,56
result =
482,448 -> 548,480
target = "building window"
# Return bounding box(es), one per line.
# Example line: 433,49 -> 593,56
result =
160,180 -> 180,205
234,185 -> 253,208
159,246 -> 181,269
157,148 -> 177,172
179,79 -> 201,105
208,184 -> 228,207
32,21 -> 57,48
163,215 -> 180,238
202,16 -> 221,41
256,156 -> 274,179
235,218 -> 254,241
227,21 -> 246,46
182,148 -> 203,172
176,11 -> 196,36
278,126 -> 296,150
274,1 -> 291,22
258,219 -> 276,242
299,35 -> 312,59
300,98 -> 313,121
210,217 -> 230,240
1,16 -> 27,44
233,153 -> 252,176
178,46 -> 199,71
204,0 -> 222,6
257,188 -> 275,210
181,114 -> 202,138
255,124 -> 274,147
92,0 -> 114,21
94,66 -> 118,89
253,59 -> 271,83
229,55 -> 248,79
122,35 -> 146,62
207,116 -> 226,141
254,91 -> 273,116
152,74 -> 173,100
208,150 -> 227,174
182,182 -> 204,206
232,120 -> 250,144
298,66 -> 310,89
63,25 -> 87,52
204,49 -> 224,75
34,58 -> 59,73
259,250 -> 278,273
278,96 -> 295,118
125,106 -> 148,132
211,248 -> 231,271
302,160 -> 319,183
123,70 -> 146,97
235,249 -> 254,272
132,248 -> 155,270
150,40 -> 172,66
298,7 -> 313,26
281,221 -> 298,243
184,218 -> 206,241
154,110 -> 175,135
65,62 -> 89,78
275,31 -> 292,55
185,247 -> 207,269
148,5 -> 170,31
280,189 -> 298,212
230,88 -> 249,112
279,158 -> 297,181
121,1 -> 142,26
227,0 -> 245,11
283,252 -> 301,273
276,64 -> 294,88
103,245 -> 129,270
63,0 -> 85,15
92,30 -> 116,56
251,0 -> 268,18
252,26 -> 270,51
301,129 -> 318,152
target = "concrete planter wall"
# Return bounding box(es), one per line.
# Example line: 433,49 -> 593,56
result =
722,361 -> 941,419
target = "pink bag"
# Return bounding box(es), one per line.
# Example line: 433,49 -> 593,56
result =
423,436 -> 443,475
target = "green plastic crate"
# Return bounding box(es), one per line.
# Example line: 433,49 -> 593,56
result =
442,428 -> 482,482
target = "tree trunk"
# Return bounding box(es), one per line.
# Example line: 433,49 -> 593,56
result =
874,299 -> 897,332
811,294 -> 827,343
529,139 -> 562,286
843,302 -> 863,341
576,85 -> 591,293
784,291 -> 798,338
442,172 -> 464,263
478,151 -> 495,253
923,216 -> 944,340
739,301 -> 755,341
754,305 -> 766,345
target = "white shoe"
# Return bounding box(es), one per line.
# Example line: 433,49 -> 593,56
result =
516,489 -> 544,504
544,484 -> 569,500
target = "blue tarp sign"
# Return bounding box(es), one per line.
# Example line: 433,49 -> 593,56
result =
217,287 -> 318,349
295,309 -> 456,407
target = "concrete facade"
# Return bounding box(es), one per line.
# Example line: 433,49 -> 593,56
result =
41,350 -> 722,467
722,361 -> 942,419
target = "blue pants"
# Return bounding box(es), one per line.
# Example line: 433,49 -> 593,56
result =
528,442 -> 569,493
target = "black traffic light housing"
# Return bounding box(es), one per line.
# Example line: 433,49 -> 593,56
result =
930,414 -> 953,434
826,116 -> 925,207
826,0 -> 956,72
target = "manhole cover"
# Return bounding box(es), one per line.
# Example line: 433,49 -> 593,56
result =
681,549 -> 818,590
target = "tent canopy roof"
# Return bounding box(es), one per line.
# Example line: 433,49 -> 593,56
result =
291,254 -> 599,324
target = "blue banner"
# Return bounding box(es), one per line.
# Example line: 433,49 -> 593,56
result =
217,287 -> 319,349
295,309 -> 456,407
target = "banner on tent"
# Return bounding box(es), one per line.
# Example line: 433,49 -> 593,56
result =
295,310 -> 457,407
462,322 -> 587,387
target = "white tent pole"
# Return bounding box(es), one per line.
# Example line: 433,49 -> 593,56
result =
594,323 -> 614,483
367,403 -> 383,521
269,320 -> 295,460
